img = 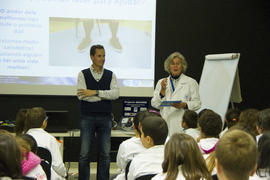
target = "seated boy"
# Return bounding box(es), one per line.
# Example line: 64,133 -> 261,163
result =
25,107 -> 67,180
114,111 -> 156,180
197,110 -> 223,175
182,110 -> 200,140
215,129 -> 258,180
127,115 -> 168,180
197,110 -> 222,156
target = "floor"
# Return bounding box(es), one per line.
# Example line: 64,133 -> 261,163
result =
65,162 -> 119,180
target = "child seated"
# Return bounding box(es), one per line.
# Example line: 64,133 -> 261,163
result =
250,130 -> 270,180
197,110 -> 222,175
152,133 -> 212,180
16,135 -> 47,180
238,108 -> 259,136
215,129 -> 257,180
127,116 -> 168,180
256,108 -> 270,142
182,110 -> 200,140
197,110 -> 222,156
0,132 -> 23,179
25,107 -> 67,180
14,108 -> 29,135
114,111 -> 157,180
220,108 -> 240,137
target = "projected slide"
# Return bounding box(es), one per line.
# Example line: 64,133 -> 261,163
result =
0,0 -> 156,96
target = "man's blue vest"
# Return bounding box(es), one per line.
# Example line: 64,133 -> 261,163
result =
80,68 -> 112,116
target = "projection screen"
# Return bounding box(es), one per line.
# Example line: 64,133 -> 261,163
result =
0,0 -> 156,97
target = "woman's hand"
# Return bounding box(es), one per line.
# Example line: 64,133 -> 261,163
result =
160,78 -> 168,96
171,102 -> 187,109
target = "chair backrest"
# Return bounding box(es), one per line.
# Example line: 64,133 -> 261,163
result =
212,174 -> 219,180
37,147 -> 52,180
125,160 -> 132,180
135,174 -> 156,180
22,176 -> 36,180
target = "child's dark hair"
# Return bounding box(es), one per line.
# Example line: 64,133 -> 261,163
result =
257,108 -> 270,131
133,110 -> 160,136
198,110 -> 222,138
198,108 -> 213,118
141,116 -> 168,145
183,110 -> 198,128
225,108 -> 241,129
14,108 -> 28,135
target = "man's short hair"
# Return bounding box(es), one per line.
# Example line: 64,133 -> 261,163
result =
216,129 -> 258,179
198,110 -> 222,137
257,108 -> 270,131
182,110 -> 198,128
90,44 -> 104,56
25,107 -> 47,130
141,116 -> 168,145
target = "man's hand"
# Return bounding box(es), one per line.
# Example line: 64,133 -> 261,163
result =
77,89 -> 97,98
171,102 -> 187,109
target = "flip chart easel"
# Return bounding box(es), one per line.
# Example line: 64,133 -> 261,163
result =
198,53 -> 242,123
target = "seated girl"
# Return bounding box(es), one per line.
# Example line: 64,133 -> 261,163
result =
16,135 -> 47,180
152,133 -> 212,180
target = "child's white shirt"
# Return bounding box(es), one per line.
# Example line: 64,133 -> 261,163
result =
250,169 -> 270,180
114,137 -> 146,180
153,169 -> 207,180
152,172 -> 185,180
257,134 -> 263,143
127,145 -> 164,180
183,128 -> 200,141
26,164 -> 47,180
27,128 -> 67,180
198,138 -> 219,176
198,137 -> 219,155
219,127 -> 228,137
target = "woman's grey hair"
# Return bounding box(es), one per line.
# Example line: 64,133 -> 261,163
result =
164,52 -> 188,74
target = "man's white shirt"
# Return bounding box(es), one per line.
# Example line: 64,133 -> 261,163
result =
77,66 -> 119,102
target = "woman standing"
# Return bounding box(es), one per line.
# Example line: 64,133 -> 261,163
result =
151,52 -> 201,136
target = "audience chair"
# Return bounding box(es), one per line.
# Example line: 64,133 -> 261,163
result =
37,147 -> 52,180
125,160 -> 132,180
212,174 -> 219,180
135,174 -> 156,180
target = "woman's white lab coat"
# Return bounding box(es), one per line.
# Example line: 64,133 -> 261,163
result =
151,73 -> 201,136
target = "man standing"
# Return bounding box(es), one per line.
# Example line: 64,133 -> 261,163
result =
77,44 -> 119,180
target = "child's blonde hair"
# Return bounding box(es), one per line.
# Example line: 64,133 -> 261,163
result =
215,129 -> 257,179
15,136 -> 31,159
